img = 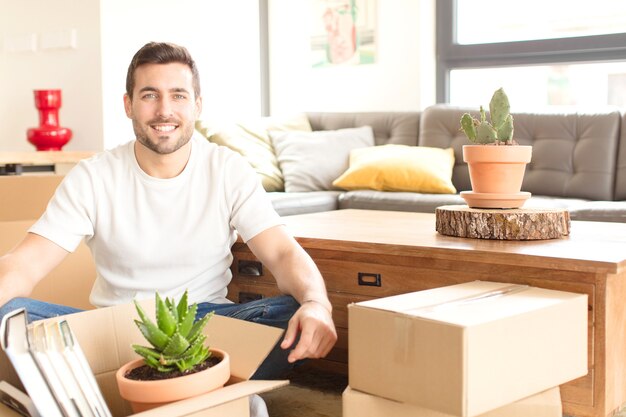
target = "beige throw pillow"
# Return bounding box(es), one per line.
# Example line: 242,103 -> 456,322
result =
270,126 -> 375,192
195,113 -> 312,191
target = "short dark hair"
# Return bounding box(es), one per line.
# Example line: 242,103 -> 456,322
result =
125,42 -> 201,99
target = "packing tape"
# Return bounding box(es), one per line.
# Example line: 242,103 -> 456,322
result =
405,283 -> 530,315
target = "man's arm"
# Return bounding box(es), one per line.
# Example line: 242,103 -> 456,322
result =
246,225 -> 337,363
0,233 -> 69,307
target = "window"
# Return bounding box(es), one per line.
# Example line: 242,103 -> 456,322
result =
436,0 -> 626,108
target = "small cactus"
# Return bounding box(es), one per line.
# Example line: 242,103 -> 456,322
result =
460,88 -> 515,145
132,290 -> 213,373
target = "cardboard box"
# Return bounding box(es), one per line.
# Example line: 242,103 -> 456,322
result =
0,174 -> 95,309
343,386 -> 562,417
0,175 -> 64,222
0,299 -> 288,417
349,281 -> 587,417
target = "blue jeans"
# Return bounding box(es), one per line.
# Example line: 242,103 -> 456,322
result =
0,295 -> 300,380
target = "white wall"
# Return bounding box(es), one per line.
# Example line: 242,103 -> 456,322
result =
268,0 -> 436,114
1,0 -> 262,151
100,0 -> 263,149
1,1 -> 434,151
0,0 -> 103,152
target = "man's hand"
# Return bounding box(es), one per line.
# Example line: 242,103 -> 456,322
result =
280,300 -> 338,363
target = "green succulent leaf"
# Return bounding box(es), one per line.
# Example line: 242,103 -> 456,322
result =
188,311 -> 213,344
460,113 -> 477,142
165,297 -> 178,323
475,121 -> 498,144
143,355 -> 162,369
178,303 -> 197,338
479,106 -> 487,123
156,293 -> 177,337
489,87 -> 510,130
162,332 -> 190,356
132,291 -> 215,373
497,114 -> 514,142
134,319 -> 169,350
177,290 -> 189,321
182,334 -> 207,358
132,344 -> 162,360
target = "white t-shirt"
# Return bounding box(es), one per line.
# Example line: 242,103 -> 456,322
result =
29,136 -> 282,307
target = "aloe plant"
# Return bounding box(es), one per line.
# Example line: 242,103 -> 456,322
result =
132,290 -> 213,373
460,88 -> 515,144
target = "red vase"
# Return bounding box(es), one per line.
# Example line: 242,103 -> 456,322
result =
27,89 -> 73,151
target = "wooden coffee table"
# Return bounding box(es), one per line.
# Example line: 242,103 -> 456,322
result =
227,209 -> 626,417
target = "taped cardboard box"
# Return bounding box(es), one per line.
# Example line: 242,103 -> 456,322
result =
0,299 -> 288,417
349,281 -> 587,417
343,386 -> 562,417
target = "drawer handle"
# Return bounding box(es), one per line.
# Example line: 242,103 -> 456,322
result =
358,272 -> 381,287
237,260 -> 263,276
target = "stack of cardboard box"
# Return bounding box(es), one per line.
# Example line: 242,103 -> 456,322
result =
343,281 -> 589,417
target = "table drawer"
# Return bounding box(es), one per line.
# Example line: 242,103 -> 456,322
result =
227,280 -> 368,329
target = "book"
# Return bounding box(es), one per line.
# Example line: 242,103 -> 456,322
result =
55,320 -> 111,417
0,309 -> 63,417
1,309 -> 112,417
27,323 -> 79,417
0,380 -> 39,417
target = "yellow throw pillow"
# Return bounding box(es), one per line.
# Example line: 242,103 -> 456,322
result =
333,144 -> 457,194
195,113 -> 312,192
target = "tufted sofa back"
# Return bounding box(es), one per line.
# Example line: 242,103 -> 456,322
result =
420,105 -> 622,200
616,112 -> 626,200
307,108 -> 625,201
307,112 -> 420,146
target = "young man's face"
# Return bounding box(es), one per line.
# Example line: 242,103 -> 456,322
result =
124,63 -> 201,155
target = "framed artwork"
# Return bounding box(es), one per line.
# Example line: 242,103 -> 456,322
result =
310,0 -> 377,67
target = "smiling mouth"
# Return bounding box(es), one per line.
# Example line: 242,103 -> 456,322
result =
151,123 -> 179,133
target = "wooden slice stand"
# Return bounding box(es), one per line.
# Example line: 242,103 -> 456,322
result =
435,205 -> 570,240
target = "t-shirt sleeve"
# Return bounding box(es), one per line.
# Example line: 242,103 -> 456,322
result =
224,152 -> 283,242
28,163 -> 96,252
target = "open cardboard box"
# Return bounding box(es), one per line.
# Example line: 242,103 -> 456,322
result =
343,386 -> 562,417
349,280 -> 588,417
0,299 -> 288,417
0,175 -> 96,310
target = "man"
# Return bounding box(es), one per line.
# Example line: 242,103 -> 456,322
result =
0,42 -> 337,381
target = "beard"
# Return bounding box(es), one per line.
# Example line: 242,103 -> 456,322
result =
132,118 -> 195,155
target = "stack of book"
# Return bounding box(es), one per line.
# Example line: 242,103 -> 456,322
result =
0,308 -> 112,417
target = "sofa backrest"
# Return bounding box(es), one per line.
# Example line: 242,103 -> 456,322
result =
420,105 -> 621,200
307,112 -> 420,146
615,112 -> 626,200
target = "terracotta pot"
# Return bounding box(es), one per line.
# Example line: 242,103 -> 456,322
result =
461,145 -> 532,209
115,348 -> 230,413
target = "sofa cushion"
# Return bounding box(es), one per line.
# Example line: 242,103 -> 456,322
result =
268,191 -> 342,216
419,105 -> 621,200
195,113 -> 312,192
338,190 -> 465,213
307,112 -> 420,146
270,126 -> 374,192
568,201 -> 626,223
333,145 -> 457,194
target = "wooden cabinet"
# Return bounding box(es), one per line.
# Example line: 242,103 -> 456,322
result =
227,209 -> 626,417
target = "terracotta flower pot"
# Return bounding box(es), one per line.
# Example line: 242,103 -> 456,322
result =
115,348 -> 230,413
461,145 -> 532,209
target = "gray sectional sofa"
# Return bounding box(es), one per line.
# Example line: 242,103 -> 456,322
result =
264,106 -> 626,223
